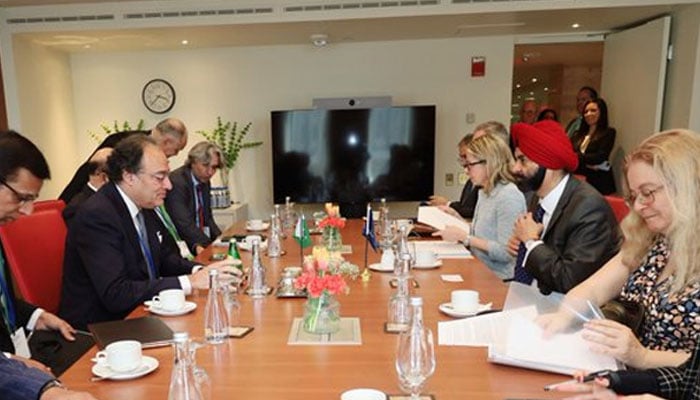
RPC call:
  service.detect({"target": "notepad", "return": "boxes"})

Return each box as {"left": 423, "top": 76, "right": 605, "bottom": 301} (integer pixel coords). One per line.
{"left": 88, "top": 316, "right": 174, "bottom": 349}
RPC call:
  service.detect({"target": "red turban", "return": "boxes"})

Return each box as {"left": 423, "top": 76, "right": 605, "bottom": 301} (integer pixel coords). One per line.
{"left": 511, "top": 120, "right": 579, "bottom": 172}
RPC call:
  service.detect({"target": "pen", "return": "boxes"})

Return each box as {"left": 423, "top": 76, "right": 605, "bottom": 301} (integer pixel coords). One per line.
{"left": 543, "top": 370, "right": 613, "bottom": 391}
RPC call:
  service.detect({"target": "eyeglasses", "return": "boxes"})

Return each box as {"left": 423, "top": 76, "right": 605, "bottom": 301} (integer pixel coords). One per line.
{"left": 625, "top": 185, "right": 664, "bottom": 207}
{"left": 0, "top": 177, "right": 39, "bottom": 205}
{"left": 463, "top": 160, "right": 486, "bottom": 170}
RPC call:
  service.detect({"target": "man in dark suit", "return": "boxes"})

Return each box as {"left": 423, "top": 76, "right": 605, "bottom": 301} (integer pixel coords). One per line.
{"left": 507, "top": 120, "right": 621, "bottom": 294}
{"left": 0, "top": 354, "right": 98, "bottom": 400}
{"left": 0, "top": 131, "right": 76, "bottom": 365}
{"left": 59, "top": 135, "right": 238, "bottom": 330}
{"left": 58, "top": 117, "right": 188, "bottom": 204}
{"left": 62, "top": 147, "right": 112, "bottom": 224}
{"left": 165, "top": 141, "right": 223, "bottom": 255}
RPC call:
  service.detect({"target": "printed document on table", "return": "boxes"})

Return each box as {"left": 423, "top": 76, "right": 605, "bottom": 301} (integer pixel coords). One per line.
{"left": 413, "top": 240, "right": 472, "bottom": 259}
{"left": 417, "top": 206, "right": 471, "bottom": 233}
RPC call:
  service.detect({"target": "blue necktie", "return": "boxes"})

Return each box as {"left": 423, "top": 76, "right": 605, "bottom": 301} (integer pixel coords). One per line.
{"left": 0, "top": 247, "right": 17, "bottom": 334}
{"left": 513, "top": 205, "right": 545, "bottom": 284}
{"left": 135, "top": 211, "right": 156, "bottom": 280}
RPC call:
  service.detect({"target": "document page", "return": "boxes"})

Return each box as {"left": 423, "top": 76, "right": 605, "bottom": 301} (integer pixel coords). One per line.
{"left": 417, "top": 206, "right": 471, "bottom": 232}
{"left": 413, "top": 240, "right": 472, "bottom": 258}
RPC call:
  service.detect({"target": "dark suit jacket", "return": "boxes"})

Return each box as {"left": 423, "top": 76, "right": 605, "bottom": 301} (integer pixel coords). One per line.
{"left": 0, "top": 353, "right": 54, "bottom": 400}
{"left": 0, "top": 247, "right": 38, "bottom": 353}
{"left": 571, "top": 127, "right": 617, "bottom": 194}
{"left": 61, "top": 184, "right": 96, "bottom": 225}
{"left": 164, "top": 166, "right": 221, "bottom": 252}
{"left": 449, "top": 180, "right": 479, "bottom": 219}
{"left": 59, "top": 182, "right": 196, "bottom": 329}
{"left": 525, "top": 177, "right": 622, "bottom": 294}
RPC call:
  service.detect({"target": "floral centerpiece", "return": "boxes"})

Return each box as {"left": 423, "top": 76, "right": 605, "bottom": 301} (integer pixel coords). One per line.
{"left": 318, "top": 203, "right": 345, "bottom": 252}
{"left": 294, "top": 246, "right": 359, "bottom": 334}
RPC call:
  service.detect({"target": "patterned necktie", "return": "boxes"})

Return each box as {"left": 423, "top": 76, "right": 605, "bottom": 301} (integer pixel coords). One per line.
{"left": 135, "top": 211, "right": 156, "bottom": 280}
{"left": 513, "top": 204, "right": 546, "bottom": 284}
{"left": 196, "top": 183, "right": 205, "bottom": 230}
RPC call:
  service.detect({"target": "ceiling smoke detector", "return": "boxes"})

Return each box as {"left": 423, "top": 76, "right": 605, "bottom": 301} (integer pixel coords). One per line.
{"left": 310, "top": 33, "right": 328, "bottom": 47}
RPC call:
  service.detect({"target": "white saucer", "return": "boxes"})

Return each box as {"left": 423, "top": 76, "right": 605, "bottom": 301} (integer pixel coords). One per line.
{"left": 438, "top": 302, "right": 492, "bottom": 318}
{"left": 144, "top": 301, "right": 197, "bottom": 317}
{"left": 368, "top": 262, "right": 393, "bottom": 272}
{"left": 92, "top": 356, "right": 159, "bottom": 380}
{"left": 246, "top": 222, "right": 270, "bottom": 232}
{"left": 413, "top": 259, "right": 443, "bottom": 269}
{"left": 237, "top": 240, "right": 268, "bottom": 251}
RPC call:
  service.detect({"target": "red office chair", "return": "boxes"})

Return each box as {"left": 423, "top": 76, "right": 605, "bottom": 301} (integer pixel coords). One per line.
{"left": 0, "top": 209, "right": 67, "bottom": 313}
{"left": 32, "top": 199, "right": 66, "bottom": 213}
{"left": 604, "top": 195, "right": 630, "bottom": 223}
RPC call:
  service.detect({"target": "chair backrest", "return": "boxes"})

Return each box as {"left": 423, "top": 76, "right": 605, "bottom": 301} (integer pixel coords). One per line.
{"left": 33, "top": 199, "right": 66, "bottom": 213}
{"left": 0, "top": 209, "right": 67, "bottom": 313}
{"left": 604, "top": 195, "right": 630, "bottom": 223}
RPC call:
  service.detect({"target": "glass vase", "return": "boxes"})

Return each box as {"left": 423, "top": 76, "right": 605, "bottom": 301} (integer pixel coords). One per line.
{"left": 302, "top": 292, "right": 341, "bottom": 334}
{"left": 322, "top": 227, "right": 343, "bottom": 252}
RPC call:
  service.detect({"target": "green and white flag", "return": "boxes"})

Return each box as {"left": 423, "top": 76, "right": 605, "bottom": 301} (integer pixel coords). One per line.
{"left": 293, "top": 214, "right": 312, "bottom": 248}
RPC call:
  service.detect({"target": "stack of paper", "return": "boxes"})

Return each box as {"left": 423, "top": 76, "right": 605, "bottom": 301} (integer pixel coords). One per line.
{"left": 417, "top": 206, "right": 471, "bottom": 232}
{"left": 413, "top": 240, "right": 472, "bottom": 259}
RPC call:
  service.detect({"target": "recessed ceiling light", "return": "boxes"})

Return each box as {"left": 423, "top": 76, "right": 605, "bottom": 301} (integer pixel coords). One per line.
{"left": 544, "top": 87, "right": 549, "bottom": 92}
{"left": 531, "top": 78, "right": 538, "bottom": 83}
{"left": 516, "top": 84, "right": 521, "bottom": 89}
{"left": 181, "top": 40, "right": 189, "bottom": 45}
{"left": 572, "top": 23, "right": 580, "bottom": 29}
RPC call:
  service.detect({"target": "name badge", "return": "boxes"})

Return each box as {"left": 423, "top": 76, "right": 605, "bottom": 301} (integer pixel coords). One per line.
{"left": 11, "top": 327, "right": 31, "bottom": 358}
{"left": 176, "top": 240, "right": 193, "bottom": 259}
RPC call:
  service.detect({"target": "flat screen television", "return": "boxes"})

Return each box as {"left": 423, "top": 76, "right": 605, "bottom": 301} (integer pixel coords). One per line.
{"left": 271, "top": 105, "right": 435, "bottom": 215}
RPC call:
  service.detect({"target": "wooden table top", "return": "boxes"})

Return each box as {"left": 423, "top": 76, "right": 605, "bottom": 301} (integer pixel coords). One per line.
{"left": 59, "top": 219, "right": 564, "bottom": 399}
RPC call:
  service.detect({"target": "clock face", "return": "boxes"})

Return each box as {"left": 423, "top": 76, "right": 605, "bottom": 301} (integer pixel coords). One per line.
{"left": 142, "top": 79, "right": 176, "bottom": 114}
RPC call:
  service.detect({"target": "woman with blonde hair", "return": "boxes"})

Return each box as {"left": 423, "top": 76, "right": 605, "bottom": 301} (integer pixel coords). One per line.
{"left": 435, "top": 134, "right": 526, "bottom": 279}
{"left": 541, "top": 129, "right": 700, "bottom": 370}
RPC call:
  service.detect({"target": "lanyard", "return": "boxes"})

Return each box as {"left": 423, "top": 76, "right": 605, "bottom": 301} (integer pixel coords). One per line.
{"left": 0, "top": 250, "right": 17, "bottom": 333}
{"left": 156, "top": 206, "right": 182, "bottom": 241}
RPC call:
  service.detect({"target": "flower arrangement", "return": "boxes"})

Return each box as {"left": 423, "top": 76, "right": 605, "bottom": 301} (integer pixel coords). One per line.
{"left": 294, "top": 246, "right": 359, "bottom": 298}
{"left": 294, "top": 246, "right": 359, "bottom": 334}
{"left": 318, "top": 202, "right": 346, "bottom": 229}
{"left": 87, "top": 119, "right": 146, "bottom": 143}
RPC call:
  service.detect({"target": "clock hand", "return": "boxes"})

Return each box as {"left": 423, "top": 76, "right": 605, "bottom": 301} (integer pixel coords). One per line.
{"left": 149, "top": 94, "right": 165, "bottom": 107}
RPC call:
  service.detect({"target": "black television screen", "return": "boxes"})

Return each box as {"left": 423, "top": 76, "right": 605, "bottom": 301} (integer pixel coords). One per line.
{"left": 271, "top": 105, "right": 435, "bottom": 209}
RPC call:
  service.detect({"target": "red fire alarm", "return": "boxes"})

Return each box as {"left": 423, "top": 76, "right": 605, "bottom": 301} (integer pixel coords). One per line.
{"left": 471, "top": 56, "right": 486, "bottom": 77}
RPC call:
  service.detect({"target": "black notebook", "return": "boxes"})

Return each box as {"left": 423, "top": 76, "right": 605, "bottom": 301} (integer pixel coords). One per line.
{"left": 88, "top": 316, "right": 174, "bottom": 349}
{"left": 29, "top": 330, "right": 95, "bottom": 377}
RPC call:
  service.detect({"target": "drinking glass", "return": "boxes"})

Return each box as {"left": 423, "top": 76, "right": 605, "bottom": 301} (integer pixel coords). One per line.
{"left": 218, "top": 275, "right": 241, "bottom": 328}
{"left": 395, "top": 327, "right": 436, "bottom": 399}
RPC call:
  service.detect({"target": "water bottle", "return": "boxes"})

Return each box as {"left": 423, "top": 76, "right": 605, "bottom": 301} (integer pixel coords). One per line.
{"left": 387, "top": 276, "right": 411, "bottom": 328}
{"left": 247, "top": 240, "right": 268, "bottom": 298}
{"left": 395, "top": 297, "right": 436, "bottom": 398}
{"left": 283, "top": 196, "right": 296, "bottom": 230}
{"left": 168, "top": 332, "right": 203, "bottom": 400}
{"left": 204, "top": 270, "right": 228, "bottom": 344}
{"left": 273, "top": 204, "right": 286, "bottom": 239}
{"left": 267, "top": 214, "right": 282, "bottom": 258}
{"left": 380, "top": 199, "right": 393, "bottom": 249}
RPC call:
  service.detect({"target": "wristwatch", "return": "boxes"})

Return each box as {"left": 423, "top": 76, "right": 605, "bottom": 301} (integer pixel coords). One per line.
{"left": 39, "top": 379, "right": 65, "bottom": 398}
{"left": 461, "top": 235, "right": 471, "bottom": 248}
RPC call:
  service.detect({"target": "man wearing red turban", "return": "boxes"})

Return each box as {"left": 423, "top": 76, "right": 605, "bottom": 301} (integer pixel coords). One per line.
{"left": 507, "top": 120, "right": 622, "bottom": 294}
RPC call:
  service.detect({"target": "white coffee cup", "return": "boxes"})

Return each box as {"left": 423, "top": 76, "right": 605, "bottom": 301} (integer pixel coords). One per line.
{"left": 151, "top": 289, "right": 185, "bottom": 311}
{"left": 248, "top": 219, "right": 264, "bottom": 230}
{"left": 451, "top": 289, "right": 480, "bottom": 314}
{"left": 395, "top": 219, "right": 413, "bottom": 230}
{"left": 95, "top": 340, "right": 142, "bottom": 372}
{"left": 245, "top": 235, "right": 262, "bottom": 246}
{"left": 415, "top": 249, "right": 437, "bottom": 266}
{"left": 380, "top": 249, "right": 395, "bottom": 269}
{"left": 372, "top": 211, "right": 380, "bottom": 221}
{"left": 340, "top": 388, "right": 386, "bottom": 400}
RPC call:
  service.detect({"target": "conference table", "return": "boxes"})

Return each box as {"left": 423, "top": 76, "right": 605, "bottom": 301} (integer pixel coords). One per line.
{"left": 60, "top": 219, "right": 566, "bottom": 399}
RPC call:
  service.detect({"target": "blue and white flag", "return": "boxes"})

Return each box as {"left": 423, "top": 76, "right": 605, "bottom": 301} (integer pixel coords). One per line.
{"left": 362, "top": 204, "right": 379, "bottom": 251}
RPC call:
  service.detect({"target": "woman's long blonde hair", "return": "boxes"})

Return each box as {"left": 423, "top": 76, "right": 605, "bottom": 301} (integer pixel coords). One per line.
{"left": 466, "top": 134, "right": 516, "bottom": 194}
{"left": 620, "top": 129, "right": 700, "bottom": 292}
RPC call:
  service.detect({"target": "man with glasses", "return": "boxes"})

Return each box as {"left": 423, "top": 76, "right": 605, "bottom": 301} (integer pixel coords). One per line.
{"left": 59, "top": 135, "right": 239, "bottom": 329}
{"left": 165, "top": 141, "right": 223, "bottom": 256}
{"left": 0, "top": 130, "right": 99, "bottom": 400}
{"left": 507, "top": 120, "right": 621, "bottom": 294}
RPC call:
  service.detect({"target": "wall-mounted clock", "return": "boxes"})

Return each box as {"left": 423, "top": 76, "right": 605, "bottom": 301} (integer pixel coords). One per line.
{"left": 142, "top": 78, "right": 176, "bottom": 114}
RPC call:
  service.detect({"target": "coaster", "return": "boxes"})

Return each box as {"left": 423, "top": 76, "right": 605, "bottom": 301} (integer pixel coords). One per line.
{"left": 390, "top": 279, "right": 419, "bottom": 289}
{"left": 384, "top": 322, "right": 409, "bottom": 334}
{"left": 388, "top": 395, "right": 435, "bottom": 400}
{"left": 287, "top": 317, "right": 362, "bottom": 345}
{"left": 245, "top": 286, "right": 274, "bottom": 296}
{"left": 228, "top": 326, "right": 253, "bottom": 338}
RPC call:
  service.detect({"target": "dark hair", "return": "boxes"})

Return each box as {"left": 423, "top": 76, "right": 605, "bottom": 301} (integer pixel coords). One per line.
{"left": 579, "top": 86, "right": 599, "bottom": 100}
{"left": 579, "top": 98, "right": 610, "bottom": 132}
{"left": 106, "top": 135, "right": 157, "bottom": 183}
{"left": 0, "top": 130, "right": 50, "bottom": 181}
{"left": 537, "top": 108, "right": 559, "bottom": 122}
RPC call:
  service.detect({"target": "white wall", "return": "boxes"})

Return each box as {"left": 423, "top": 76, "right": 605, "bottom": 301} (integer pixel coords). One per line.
{"left": 61, "top": 36, "right": 513, "bottom": 218}
{"left": 12, "top": 35, "right": 78, "bottom": 198}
